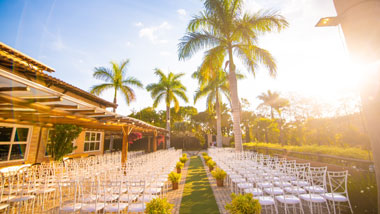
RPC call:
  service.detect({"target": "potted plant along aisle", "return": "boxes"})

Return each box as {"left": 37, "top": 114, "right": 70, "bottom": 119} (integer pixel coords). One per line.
{"left": 203, "top": 155, "right": 211, "bottom": 163}
{"left": 168, "top": 171, "right": 181, "bottom": 190}
{"left": 179, "top": 155, "right": 188, "bottom": 164}
{"left": 225, "top": 193, "right": 261, "bottom": 214}
{"left": 206, "top": 159, "right": 216, "bottom": 171}
{"left": 145, "top": 198, "right": 173, "bottom": 214}
{"left": 176, "top": 162, "right": 184, "bottom": 173}
{"left": 211, "top": 168, "right": 227, "bottom": 187}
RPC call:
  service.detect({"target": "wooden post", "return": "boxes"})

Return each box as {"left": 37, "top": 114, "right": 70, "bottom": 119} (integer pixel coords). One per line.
{"left": 121, "top": 126, "right": 130, "bottom": 165}
{"left": 153, "top": 131, "right": 157, "bottom": 152}
{"left": 147, "top": 136, "right": 151, "bottom": 153}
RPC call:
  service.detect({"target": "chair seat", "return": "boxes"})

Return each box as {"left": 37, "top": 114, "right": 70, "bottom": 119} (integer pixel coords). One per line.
{"left": 284, "top": 186, "right": 306, "bottom": 194}
{"left": 304, "top": 185, "right": 325, "bottom": 193}
{"left": 0, "top": 203, "right": 9, "bottom": 210}
{"left": 10, "top": 195, "right": 35, "bottom": 202}
{"left": 244, "top": 188, "right": 263, "bottom": 196}
{"left": 323, "top": 193, "right": 348, "bottom": 202}
{"left": 81, "top": 204, "right": 105, "bottom": 212}
{"left": 300, "top": 194, "right": 327, "bottom": 203}
{"left": 128, "top": 203, "right": 145, "bottom": 212}
{"left": 139, "top": 194, "right": 158, "bottom": 202}
{"left": 264, "top": 187, "right": 284, "bottom": 195}
{"left": 231, "top": 178, "right": 246, "bottom": 183}
{"left": 146, "top": 187, "right": 161, "bottom": 194}
{"left": 119, "top": 194, "right": 138, "bottom": 202}
{"left": 130, "top": 187, "right": 143, "bottom": 194}
{"left": 104, "top": 203, "right": 128, "bottom": 212}
{"left": 80, "top": 195, "right": 97, "bottom": 203}
{"left": 291, "top": 180, "right": 309, "bottom": 187}
{"left": 257, "top": 182, "right": 273, "bottom": 188}
{"left": 274, "top": 181, "right": 292, "bottom": 187}
{"left": 99, "top": 194, "right": 119, "bottom": 202}
{"left": 35, "top": 188, "right": 56, "bottom": 194}
{"left": 275, "top": 195, "right": 301, "bottom": 204}
{"left": 0, "top": 195, "right": 15, "bottom": 202}
{"left": 237, "top": 183, "right": 253, "bottom": 189}
{"left": 60, "top": 203, "right": 82, "bottom": 212}
{"left": 254, "top": 196, "right": 276, "bottom": 206}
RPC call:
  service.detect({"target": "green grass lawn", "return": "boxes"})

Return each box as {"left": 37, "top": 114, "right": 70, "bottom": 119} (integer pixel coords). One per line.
{"left": 179, "top": 156, "right": 219, "bottom": 214}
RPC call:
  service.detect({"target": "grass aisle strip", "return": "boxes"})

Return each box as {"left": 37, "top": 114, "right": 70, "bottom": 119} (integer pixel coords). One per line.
{"left": 179, "top": 156, "right": 219, "bottom": 214}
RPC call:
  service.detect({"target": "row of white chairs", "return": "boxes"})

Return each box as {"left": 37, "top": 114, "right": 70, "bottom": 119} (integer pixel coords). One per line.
{"left": 0, "top": 149, "right": 181, "bottom": 213}
{"left": 208, "top": 148, "right": 353, "bottom": 214}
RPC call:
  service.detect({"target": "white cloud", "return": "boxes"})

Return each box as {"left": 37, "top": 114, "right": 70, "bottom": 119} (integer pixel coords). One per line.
{"left": 134, "top": 22, "right": 143, "bottom": 27}
{"left": 177, "top": 9, "right": 187, "bottom": 17}
{"left": 139, "top": 22, "right": 172, "bottom": 44}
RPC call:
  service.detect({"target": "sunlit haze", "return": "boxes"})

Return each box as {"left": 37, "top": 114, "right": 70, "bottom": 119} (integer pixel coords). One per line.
{"left": 0, "top": 0, "right": 361, "bottom": 115}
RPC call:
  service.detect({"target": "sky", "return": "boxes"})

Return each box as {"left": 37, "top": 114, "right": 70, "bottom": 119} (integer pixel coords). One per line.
{"left": 0, "top": 0, "right": 361, "bottom": 115}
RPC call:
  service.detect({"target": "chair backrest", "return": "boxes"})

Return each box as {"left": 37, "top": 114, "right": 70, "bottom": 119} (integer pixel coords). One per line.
{"left": 58, "top": 180, "right": 80, "bottom": 210}
{"left": 327, "top": 171, "right": 349, "bottom": 195}
{"left": 308, "top": 167, "right": 327, "bottom": 190}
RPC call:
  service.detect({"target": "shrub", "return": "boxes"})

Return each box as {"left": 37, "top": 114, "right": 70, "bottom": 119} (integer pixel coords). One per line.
{"left": 49, "top": 124, "right": 82, "bottom": 161}
{"left": 225, "top": 193, "right": 261, "bottom": 214}
{"left": 244, "top": 142, "right": 371, "bottom": 160}
{"left": 168, "top": 171, "right": 181, "bottom": 183}
{"left": 203, "top": 156, "right": 212, "bottom": 162}
{"left": 206, "top": 159, "right": 216, "bottom": 168}
{"left": 179, "top": 156, "right": 188, "bottom": 163}
{"left": 211, "top": 168, "right": 227, "bottom": 180}
{"left": 182, "top": 153, "right": 187, "bottom": 158}
{"left": 145, "top": 197, "right": 173, "bottom": 214}
{"left": 202, "top": 152, "right": 208, "bottom": 156}
{"left": 176, "top": 162, "right": 184, "bottom": 169}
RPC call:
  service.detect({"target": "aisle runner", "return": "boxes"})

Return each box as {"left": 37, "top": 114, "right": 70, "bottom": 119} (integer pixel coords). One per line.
{"left": 179, "top": 156, "right": 219, "bottom": 214}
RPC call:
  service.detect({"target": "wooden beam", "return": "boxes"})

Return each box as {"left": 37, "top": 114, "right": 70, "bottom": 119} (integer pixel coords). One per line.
{"left": 82, "top": 112, "right": 106, "bottom": 116}
{"left": 147, "top": 136, "right": 151, "bottom": 153}
{"left": 23, "top": 96, "right": 62, "bottom": 103}
{"left": 67, "top": 109, "right": 95, "bottom": 113}
{"left": 0, "top": 86, "right": 30, "bottom": 92}
{"left": 47, "top": 104, "right": 78, "bottom": 109}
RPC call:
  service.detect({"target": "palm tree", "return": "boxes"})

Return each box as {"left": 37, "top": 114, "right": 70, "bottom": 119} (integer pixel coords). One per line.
{"left": 178, "top": 0, "right": 288, "bottom": 151}
{"left": 257, "top": 90, "right": 289, "bottom": 119}
{"left": 194, "top": 69, "right": 230, "bottom": 148}
{"left": 146, "top": 69, "right": 189, "bottom": 148}
{"left": 90, "top": 59, "right": 143, "bottom": 112}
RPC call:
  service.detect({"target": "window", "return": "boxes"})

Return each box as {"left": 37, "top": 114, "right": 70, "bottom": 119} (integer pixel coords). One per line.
{"left": 84, "top": 131, "right": 101, "bottom": 152}
{"left": 0, "top": 124, "right": 31, "bottom": 162}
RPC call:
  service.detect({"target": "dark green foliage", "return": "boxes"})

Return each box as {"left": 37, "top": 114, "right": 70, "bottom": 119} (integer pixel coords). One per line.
{"left": 49, "top": 124, "right": 82, "bottom": 161}
{"left": 145, "top": 198, "right": 173, "bottom": 214}
{"left": 225, "top": 193, "right": 261, "bottom": 214}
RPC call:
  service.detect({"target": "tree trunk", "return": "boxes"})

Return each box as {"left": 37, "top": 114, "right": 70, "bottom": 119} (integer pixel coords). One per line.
{"left": 270, "top": 107, "right": 274, "bottom": 119}
{"left": 332, "top": 1, "right": 380, "bottom": 212}
{"left": 215, "top": 90, "right": 222, "bottom": 147}
{"left": 166, "top": 105, "right": 171, "bottom": 149}
{"left": 113, "top": 89, "right": 117, "bottom": 113}
{"left": 228, "top": 47, "right": 243, "bottom": 152}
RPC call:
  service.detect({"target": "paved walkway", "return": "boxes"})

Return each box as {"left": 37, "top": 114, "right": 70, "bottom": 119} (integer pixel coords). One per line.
{"left": 166, "top": 157, "right": 190, "bottom": 214}
{"left": 201, "top": 155, "right": 232, "bottom": 214}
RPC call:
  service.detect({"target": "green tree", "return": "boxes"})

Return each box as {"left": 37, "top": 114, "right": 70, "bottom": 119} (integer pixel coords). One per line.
{"left": 129, "top": 107, "right": 165, "bottom": 128}
{"left": 146, "top": 69, "right": 189, "bottom": 148}
{"left": 257, "top": 90, "right": 289, "bottom": 119}
{"left": 49, "top": 124, "right": 82, "bottom": 161}
{"left": 178, "top": 0, "right": 288, "bottom": 151}
{"left": 90, "top": 59, "right": 143, "bottom": 112}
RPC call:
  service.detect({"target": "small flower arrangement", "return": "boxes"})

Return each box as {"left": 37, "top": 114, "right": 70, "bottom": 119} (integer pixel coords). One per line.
{"left": 176, "top": 161, "right": 184, "bottom": 173}
{"left": 179, "top": 156, "right": 188, "bottom": 164}
{"left": 206, "top": 159, "right": 216, "bottom": 171}
{"left": 203, "top": 156, "right": 212, "bottom": 162}
{"left": 145, "top": 197, "right": 173, "bottom": 214}
{"left": 168, "top": 171, "right": 181, "bottom": 190}
{"left": 211, "top": 168, "right": 227, "bottom": 187}
{"left": 202, "top": 152, "right": 208, "bottom": 157}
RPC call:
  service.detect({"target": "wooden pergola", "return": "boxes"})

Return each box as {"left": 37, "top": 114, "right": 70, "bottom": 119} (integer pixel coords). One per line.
{"left": 0, "top": 42, "right": 167, "bottom": 164}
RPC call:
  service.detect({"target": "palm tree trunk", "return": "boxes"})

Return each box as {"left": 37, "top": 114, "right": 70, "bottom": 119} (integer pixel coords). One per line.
{"left": 228, "top": 47, "right": 243, "bottom": 152}
{"left": 215, "top": 90, "right": 222, "bottom": 147}
{"left": 166, "top": 104, "right": 170, "bottom": 149}
{"left": 270, "top": 107, "right": 274, "bottom": 119}
{"left": 113, "top": 89, "right": 117, "bottom": 113}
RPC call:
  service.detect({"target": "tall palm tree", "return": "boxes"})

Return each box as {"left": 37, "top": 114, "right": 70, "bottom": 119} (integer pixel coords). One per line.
{"left": 257, "top": 90, "right": 289, "bottom": 119}
{"left": 146, "top": 69, "right": 189, "bottom": 148}
{"left": 178, "top": 0, "right": 288, "bottom": 151}
{"left": 194, "top": 69, "right": 230, "bottom": 148}
{"left": 90, "top": 59, "right": 143, "bottom": 112}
